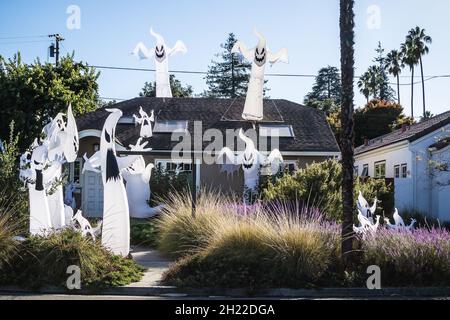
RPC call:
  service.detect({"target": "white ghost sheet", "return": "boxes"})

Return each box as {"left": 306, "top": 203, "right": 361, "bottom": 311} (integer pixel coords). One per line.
{"left": 83, "top": 109, "right": 141, "bottom": 257}
{"left": 122, "top": 154, "right": 163, "bottom": 218}
{"left": 356, "top": 191, "right": 377, "bottom": 223}
{"left": 217, "top": 129, "right": 283, "bottom": 201}
{"left": 133, "top": 107, "right": 155, "bottom": 138}
{"left": 132, "top": 28, "right": 187, "bottom": 98}
{"left": 232, "top": 29, "right": 288, "bottom": 121}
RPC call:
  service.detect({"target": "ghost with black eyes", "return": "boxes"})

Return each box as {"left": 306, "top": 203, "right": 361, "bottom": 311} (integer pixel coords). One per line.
{"left": 232, "top": 29, "right": 289, "bottom": 121}
{"left": 217, "top": 129, "right": 283, "bottom": 203}
{"left": 133, "top": 28, "right": 187, "bottom": 98}
{"left": 133, "top": 106, "right": 155, "bottom": 138}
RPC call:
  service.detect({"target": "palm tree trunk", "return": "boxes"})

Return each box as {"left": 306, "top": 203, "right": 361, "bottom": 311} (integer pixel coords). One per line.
{"left": 340, "top": 0, "right": 355, "bottom": 266}
{"left": 397, "top": 74, "right": 401, "bottom": 105}
{"left": 410, "top": 66, "right": 414, "bottom": 118}
{"left": 420, "top": 56, "right": 426, "bottom": 117}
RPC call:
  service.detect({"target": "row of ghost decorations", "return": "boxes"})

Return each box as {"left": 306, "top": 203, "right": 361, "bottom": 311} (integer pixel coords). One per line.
{"left": 19, "top": 105, "right": 284, "bottom": 257}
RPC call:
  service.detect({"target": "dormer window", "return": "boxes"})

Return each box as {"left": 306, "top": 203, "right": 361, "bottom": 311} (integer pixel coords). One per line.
{"left": 153, "top": 120, "right": 188, "bottom": 133}
{"left": 259, "top": 124, "right": 294, "bottom": 138}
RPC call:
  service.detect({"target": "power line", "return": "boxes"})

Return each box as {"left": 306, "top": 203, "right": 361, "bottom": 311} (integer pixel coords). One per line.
{"left": 0, "top": 35, "right": 48, "bottom": 40}
{"left": 0, "top": 39, "right": 50, "bottom": 45}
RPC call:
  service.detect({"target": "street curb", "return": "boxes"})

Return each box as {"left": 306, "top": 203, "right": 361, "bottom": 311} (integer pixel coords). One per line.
{"left": 1, "top": 285, "right": 449, "bottom": 298}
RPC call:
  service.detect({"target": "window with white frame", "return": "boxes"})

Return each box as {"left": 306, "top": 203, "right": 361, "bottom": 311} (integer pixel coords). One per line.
{"left": 354, "top": 165, "right": 359, "bottom": 176}
{"left": 283, "top": 160, "right": 297, "bottom": 174}
{"left": 259, "top": 125, "right": 294, "bottom": 138}
{"left": 401, "top": 163, "right": 408, "bottom": 178}
{"left": 374, "top": 161, "right": 386, "bottom": 178}
{"left": 155, "top": 160, "right": 192, "bottom": 173}
{"left": 394, "top": 165, "right": 400, "bottom": 178}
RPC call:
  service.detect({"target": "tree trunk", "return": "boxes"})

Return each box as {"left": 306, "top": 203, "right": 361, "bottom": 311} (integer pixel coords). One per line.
{"left": 411, "top": 66, "right": 414, "bottom": 119}
{"left": 397, "top": 74, "right": 401, "bottom": 105}
{"left": 339, "top": 0, "right": 355, "bottom": 266}
{"left": 420, "top": 56, "right": 426, "bottom": 117}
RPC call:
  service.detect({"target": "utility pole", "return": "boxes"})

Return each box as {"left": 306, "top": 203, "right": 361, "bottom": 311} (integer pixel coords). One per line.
{"left": 48, "top": 34, "right": 65, "bottom": 66}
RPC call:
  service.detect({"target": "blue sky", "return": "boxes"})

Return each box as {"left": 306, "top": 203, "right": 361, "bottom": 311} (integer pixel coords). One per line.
{"left": 1, "top": 0, "right": 449, "bottom": 118}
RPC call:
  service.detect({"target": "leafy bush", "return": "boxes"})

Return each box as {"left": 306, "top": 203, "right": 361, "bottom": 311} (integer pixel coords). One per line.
{"left": 130, "top": 218, "right": 159, "bottom": 247}
{"left": 150, "top": 167, "right": 192, "bottom": 205}
{"left": 262, "top": 159, "right": 394, "bottom": 221}
{"left": 0, "top": 122, "right": 28, "bottom": 222}
{"left": 360, "top": 228, "right": 450, "bottom": 287}
{"left": 0, "top": 229, "right": 144, "bottom": 289}
{"left": 0, "top": 196, "right": 23, "bottom": 270}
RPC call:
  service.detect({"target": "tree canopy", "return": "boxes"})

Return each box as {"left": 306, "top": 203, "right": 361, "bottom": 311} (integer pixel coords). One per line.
{"left": 0, "top": 52, "right": 100, "bottom": 151}
{"left": 304, "top": 66, "right": 341, "bottom": 115}
{"left": 204, "top": 33, "right": 253, "bottom": 98}
{"left": 139, "top": 74, "right": 193, "bottom": 98}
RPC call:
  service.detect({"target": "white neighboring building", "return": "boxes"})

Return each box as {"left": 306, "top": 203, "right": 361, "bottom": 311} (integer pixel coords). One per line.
{"left": 354, "top": 111, "right": 450, "bottom": 222}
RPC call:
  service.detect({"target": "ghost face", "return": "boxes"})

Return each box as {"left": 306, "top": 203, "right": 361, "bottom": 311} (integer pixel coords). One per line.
{"left": 31, "top": 146, "right": 48, "bottom": 171}
{"left": 242, "top": 152, "right": 255, "bottom": 170}
{"left": 254, "top": 46, "right": 266, "bottom": 67}
{"left": 155, "top": 44, "right": 166, "bottom": 63}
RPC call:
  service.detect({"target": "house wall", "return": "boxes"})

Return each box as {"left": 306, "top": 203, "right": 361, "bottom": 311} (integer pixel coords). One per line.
{"left": 356, "top": 124, "right": 450, "bottom": 221}
{"left": 354, "top": 141, "right": 412, "bottom": 178}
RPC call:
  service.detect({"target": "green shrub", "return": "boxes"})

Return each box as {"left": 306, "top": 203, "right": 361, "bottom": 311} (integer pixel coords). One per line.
{"left": 0, "top": 228, "right": 144, "bottom": 289}
{"left": 150, "top": 167, "right": 192, "bottom": 205}
{"left": 130, "top": 218, "right": 159, "bottom": 247}
{"left": 262, "top": 159, "right": 394, "bottom": 221}
{"left": 0, "top": 122, "right": 28, "bottom": 223}
{"left": 0, "top": 197, "right": 23, "bottom": 270}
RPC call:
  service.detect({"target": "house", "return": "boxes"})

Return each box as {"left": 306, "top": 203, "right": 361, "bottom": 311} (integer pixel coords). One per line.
{"left": 354, "top": 110, "right": 450, "bottom": 221}
{"left": 72, "top": 97, "right": 340, "bottom": 217}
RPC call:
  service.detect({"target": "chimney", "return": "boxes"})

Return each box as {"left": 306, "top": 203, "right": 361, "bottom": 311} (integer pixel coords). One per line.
{"left": 364, "top": 138, "right": 369, "bottom": 146}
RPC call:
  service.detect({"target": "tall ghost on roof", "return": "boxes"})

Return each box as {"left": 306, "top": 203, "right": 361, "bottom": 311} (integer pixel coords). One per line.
{"left": 133, "top": 28, "right": 187, "bottom": 98}
{"left": 232, "top": 29, "right": 289, "bottom": 121}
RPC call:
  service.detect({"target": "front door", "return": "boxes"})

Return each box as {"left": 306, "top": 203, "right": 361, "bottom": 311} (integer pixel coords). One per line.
{"left": 82, "top": 170, "right": 104, "bottom": 218}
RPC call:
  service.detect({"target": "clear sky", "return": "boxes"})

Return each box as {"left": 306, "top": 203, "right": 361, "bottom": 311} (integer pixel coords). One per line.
{"left": 1, "top": 0, "right": 449, "bottom": 118}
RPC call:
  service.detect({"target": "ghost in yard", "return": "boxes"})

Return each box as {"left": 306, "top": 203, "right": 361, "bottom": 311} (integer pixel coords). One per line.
{"left": 232, "top": 29, "right": 289, "bottom": 121}
{"left": 83, "top": 109, "right": 141, "bottom": 257}
{"left": 133, "top": 107, "right": 155, "bottom": 138}
{"left": 132, "top": 28, "right": 187, "bottom": 98}
{"left": 217, "top": 129, "right": 283, "bottom": 203}
{"left": 19, "top": 105, "right": 80, "bottom": 235}
{"left": 122, "top": 153, "right": 164, "bottom": 219}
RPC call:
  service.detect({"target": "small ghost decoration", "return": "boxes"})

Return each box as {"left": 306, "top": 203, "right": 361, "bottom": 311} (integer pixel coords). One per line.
{"left": 353, "top": 210, "right": 381, "bottom": 237}
{"left": 122, "top": 154, "right": 163, "bottom": 218}
{"left": 384, "top": 208, "right": 416, "bottom": 231}
{"left": 133, "top": 28, "right": 187, "bottom": 98}
{"left": 357, "top": 191, "right": 377, "bottom": 223}
{"left": 133, "top": 107, "right": 155, "bottom": 138}
{"left": 217, "top": 129, "right": 283, "bottom": 203}
{"left": 71, "top": 210, "right": 102, "bottom": 240}
{"left": 232, "top": 29, "right": 288, "bottom": 121}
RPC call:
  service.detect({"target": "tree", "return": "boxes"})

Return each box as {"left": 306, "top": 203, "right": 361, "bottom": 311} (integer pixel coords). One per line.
{"left": 139, "top": 74, "right": 193, "bottom": 98}
{"left": 386, "top": 49, "right": 404, "bottom": 105}
{"left": 373, "top": 42, "right": 395, "bottom": 102}
{"left": 204, "top": 33, "right": 252, "bottom": 98}
{"left": 354, "top": 100, "right": 411, "bottom": 146}
{"left": 304, "top": 66, "right": 341, "bottom": 115}
{"left": 339, "top": 0, "right": 355, "bottom": 263}
{"left": 0, "top": 52, "right": 100, "bottom": 151}
{"left": 402, "top": 27, "right": 432, "bottom": 118}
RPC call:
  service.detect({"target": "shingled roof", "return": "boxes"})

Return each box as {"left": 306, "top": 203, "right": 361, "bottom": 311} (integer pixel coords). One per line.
{"left": 77, "top": 97, "right": 340, "bottom": 153}
{"left": 355, "top": 110, "right": 450, "bottom": 155}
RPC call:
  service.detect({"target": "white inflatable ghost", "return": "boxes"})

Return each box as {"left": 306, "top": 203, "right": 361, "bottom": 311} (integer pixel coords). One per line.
{"left": 217, "top": 129, "right": 283, "bottom": 202}
{"left": 356, "top": 191, "right": 377, "bottom": 223}
{"left": 122, "top": 155, "right": 163, "bottom": 218}
{"left": 133, "top": 28, "right": 187, "bottom": 98}
{"left": 232, "top": 29, "right": 288, "bottom": 121}
{"left": 133, "top": 107, "right": 155, "bottom": 138}
{"left": 83, "top": 109, "right": 141, "bottom": 256}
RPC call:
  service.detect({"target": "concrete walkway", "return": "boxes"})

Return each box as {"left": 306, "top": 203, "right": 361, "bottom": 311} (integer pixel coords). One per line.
{"left": 127, "top": 246, "right": 173, "bottom": 288}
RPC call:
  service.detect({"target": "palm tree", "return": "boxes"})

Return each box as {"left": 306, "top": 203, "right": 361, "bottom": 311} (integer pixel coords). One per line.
{"left": 339, "top": 0, "right": 355, "bottom": 264}
{"left": 401, "top": 27, "right": 432, "bottom": 118}
{"left": 357, "top": 72, "right": 370, "bottom": 103}
{"left": 386, "top": 50, "right": 404, "bottom": 105}
{"left": 358, "top": 66, "right": 381, "bottom": 102}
